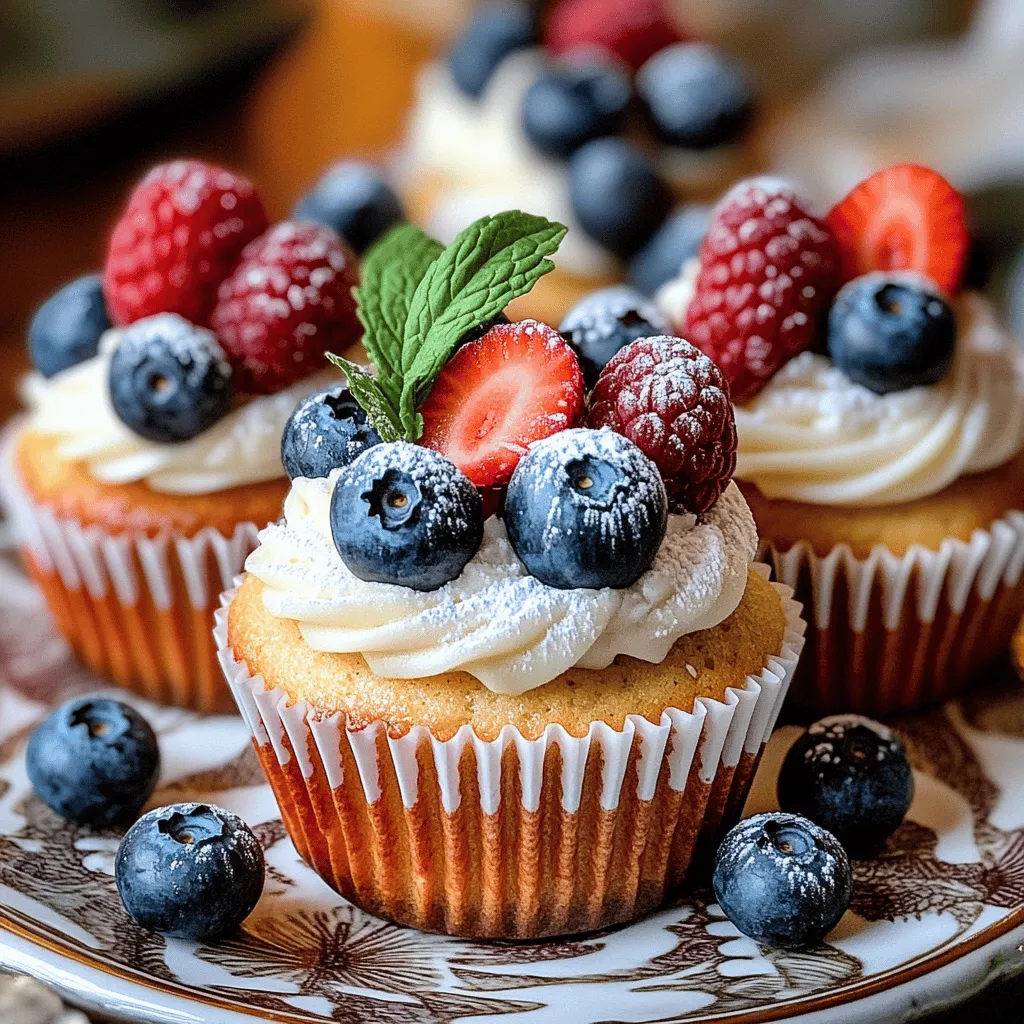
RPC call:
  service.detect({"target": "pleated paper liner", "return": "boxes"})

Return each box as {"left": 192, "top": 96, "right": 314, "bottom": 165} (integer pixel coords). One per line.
{"left": 215, "top": 568, "right": 807, "bottom": 939}
{"left": 762, "top": 510, "right": 1024, "bottom": 717}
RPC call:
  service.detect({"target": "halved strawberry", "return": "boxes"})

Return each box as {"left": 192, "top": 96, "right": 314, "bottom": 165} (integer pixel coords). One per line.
{"left": 826, "top": 163, "right": 969, "bottom": 294}
{"left": 419, "top": 320, "right": 584, "bottom": 488}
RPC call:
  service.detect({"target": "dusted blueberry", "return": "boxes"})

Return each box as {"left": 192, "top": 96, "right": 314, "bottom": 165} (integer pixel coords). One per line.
{"left": 281, "top": 388, "right": 382, "bottom": 480}
{"left": 778, "top": 715, "right": 914, "bottom": 857}
{"left": 330, "top": 442, "right": 484, "bottom": 591}
{"left": 115, "top": 802, "right": 264, "bottom": 941}
{"left": 827, "top": 272, "right": 956, "bottom": 394}
{"left": 448, "top": 3, "right": 536, "bottom": 99}
{"left": 26, "top": 697, "right": 159, "bottom": 827}
{"left": 713, "top": 813, "right": 852, "bottom": 949}
{"left": 628, "top": 205, "right": 711, "bottom": 296}
{"left": 505, "top": 428, "right": 667, "bottom": 590}
{"left": 28, "top": 273, "right": 111, "bottom": 378}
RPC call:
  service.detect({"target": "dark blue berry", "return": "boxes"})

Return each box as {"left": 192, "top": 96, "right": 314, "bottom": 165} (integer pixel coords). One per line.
{"left": 637, "top": 42, "right": 754, "bottom": 150}
{"left": 28, "top": 273, "right": 111, "bottom": 378}
{"left": 505, "top": 428, "right": 666, "bottom": 590}
{"left": 26, "top": 697, "right": 159, "bottom": 827}
{"left": 628, "top": 204, "right": 711, "bottom": 296}
{"left": 559, "top": 286, "right": 668, "bottom": 387}
{"left": 521, "top": 62, "right": 631, "bottom": 159}
{"left": 115, "top": 802, "right": 264, "bottom": 941}
{"left": 777, "top": 715, "right": 914, "bottom": 857}
{"left": 109, "top": 313, "right": 233, "bottom": 443}
{"left": 713, "top": 812, "right": 852, "bottom": 949}
{"left": 568, "top": 138, "right": 672, "bottom": 258}
{"left": 827, "top": 273, "right": 956, "bottom": 395}
{"left": 330, "top": 442, "right": 484, "bottom": 592}
{"left": 281, "top": 388, "right": 382, "bottom": 480}
{"left": 292, "top": 162, "right": 404, "bottom": 255}
{"left": 448, "top": 3, "right": 536, "bottom": 99}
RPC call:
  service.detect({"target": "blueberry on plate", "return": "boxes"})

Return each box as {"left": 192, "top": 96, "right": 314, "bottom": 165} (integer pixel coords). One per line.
{"left": 636, "top": 42, "right": 754, "bottom": 150}
{"left": 25, "top": 697, "right": 159, "bottom": 827}
{"left": 292, "top": 162, "right": 404, "bottom": 255}
{"left": 713, "top": 812, "right": 852, "bottom": 949}
{"left": 568, "top": 138, "right": 673, "bottom": 258}
{"left": 330, "top": 441, "right": 484, "bottom": 591}
{"left": 559, "top": 285, "right": 668, "bottom": 387}
{"left": 521, "top": 62, "right": 631, "bottom": 159}
{"left": 778, "top": 714, "right": 914, "bottom": 857}
{"left": 505, "top": 427, "right": 667, "bottom": 589}
{"left": 628, "top": 204, "right": 711, "bottom": 296}
{"left": 109, "top": 313, "right": 233, "bottom": 443}
{"left": 28, "top": 273, "right": 111, "bottom": 378}
{"left": 115, "top": 802, "right": 264, "bottom": 941}
{"left": 281, "top": 387, "right": 382, "bottom": 480}
{"left": 448, "top": 2, "right": 536, "bottom": 99}
{"left": 827, "top": 272, "right": 956, "bottom": 395}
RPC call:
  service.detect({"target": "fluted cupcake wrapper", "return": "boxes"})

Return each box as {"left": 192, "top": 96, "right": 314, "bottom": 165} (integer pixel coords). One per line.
{"left": 214, "top": 566, "right": 806, "bottom": 939}
{"left": 762, "top": 511, "right": 1024, "bottom": 717}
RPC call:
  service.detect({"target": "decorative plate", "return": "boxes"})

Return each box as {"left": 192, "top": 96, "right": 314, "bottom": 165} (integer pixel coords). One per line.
{"left": 0, "top": 548, "right": 1023, "bottom": 1024}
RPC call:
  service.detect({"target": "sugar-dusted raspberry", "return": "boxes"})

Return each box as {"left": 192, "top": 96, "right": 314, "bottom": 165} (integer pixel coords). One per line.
{"left": 683, "top": 177, "right": 839, "bottom": 404}
{"left": 588, "top": 335, "right": 736, "bottom": 514}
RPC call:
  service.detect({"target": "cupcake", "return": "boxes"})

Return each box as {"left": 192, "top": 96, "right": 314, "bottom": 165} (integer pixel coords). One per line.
{"left": 2, "top": 160, "right": 363, "bottom": 712}
{"left": 216, "top": 210, "right": 805, "bottom": 938}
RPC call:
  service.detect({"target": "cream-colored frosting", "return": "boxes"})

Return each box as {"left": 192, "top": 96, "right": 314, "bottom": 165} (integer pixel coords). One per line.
{"left": 245, "top": 474, "right": 758, "bottom": 695}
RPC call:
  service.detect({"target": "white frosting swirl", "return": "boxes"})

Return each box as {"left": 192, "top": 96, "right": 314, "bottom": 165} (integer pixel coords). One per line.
{"left": 245, "top": 475, "right": 758, "bottom": 695}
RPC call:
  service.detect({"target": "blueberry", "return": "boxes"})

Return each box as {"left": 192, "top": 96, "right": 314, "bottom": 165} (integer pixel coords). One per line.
{"left": 568, "top": 138, "right": 673, "bottom": 258}
{"left": 778, "top": 714, "right": 914, "bottom": 857}
{"left": 637, "top": 43, "right": 754, "bottom": 150}
{"left": 521, "top": 62, "right": 631, "bottom": 159}
{"left": 559, "top": 286, "right": 668, "bottom": 386}
{"left": 827, "top": 272, "right": 956, "bottom": 395}
{"left": 28, "top": 273, "right": 111, "bottom": 378}
{"left": 330, "top": 442, "right": 484, "bottom": 591}
{"left": 281, "top": 388, "right": 382, "bottom": 480}
{"left": 448, "top": 2, "right": 536, "bottom": 99}
{"left": 713, "top": 812, "right": 852, "bottom": 949}
{"left": 115, "top": 802, "right": 264, "bottom": 941}
{"left": 26, "top": 697, "right": 159, "bottom": 827}
{"left": 505, "top": 428, "right": 667, "bottom": 590}
{"left": 628, "top": 205, "right": 711, "bottom": 296}
{"left": 292, "top": 162, "right": 404, "bottom": 255}
{"left": 109, "top": 313, "right": 233, "bottom": 443}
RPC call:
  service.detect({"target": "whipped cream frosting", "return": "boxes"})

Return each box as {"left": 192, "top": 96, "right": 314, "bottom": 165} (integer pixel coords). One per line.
{"left": 245, "top": 473, "right": 758, "bottom": 695}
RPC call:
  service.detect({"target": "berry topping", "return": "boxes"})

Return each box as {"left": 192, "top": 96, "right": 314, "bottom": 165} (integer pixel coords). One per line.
{"left": 281, "top": 387, "right": 382, "bottom": 480}
{"left": 419, "top": 320, "right": 584, "bottom": 487}
{"left": 504, "top": 427, "right": 667, "bottom": 590}
{"left": 778, "top": 715, "right": 914, "bottom": 857}
{"left": 827, "top": 272, "right": 956, "bottom": 395}
{"left": 588, "top": 336, "right": 737, "bottom": 515}
{"left": 713, "top": 812, "right": 852, "bottom": 949}
{"left": 103, "top": 159, "right": 268, "bottom": 328}
{"left": 826, "top": 163, "right": 969, "bottom": 295}
{"left": 559, "top": 285, "right": 668, "bottom": 387}
{"left": 211, "top": 221, "right": 360, "bottom": 394}
{"left": 26, "top": 697, "right": 159, "bottom": 827}
{"left": 628, "top": 204, "right": 710, "bottom": 296}
{"left": 684, "top": 177, "right": 839, "bottom": 403}
{"left": 330, "top": 442, "right": 484, "bottom": 591}
{"left": 115, "top": 802, "right": 264, "bottom": 941}
{"left": 568, "top": 138, "right": 673, "bottom": 258}
{"left": 292, "top": 161, "right": 404, "bottom": 255}
{"left": 29, "top": 273, "right": 111, "bottom": 378}
{"left": 636, "top": 43, "right": 754, "bottom": 150}
{"left": 448, "top": 2, "right": 536, "bottom": 99}
{"left": 109, "top": 313, "right": 233, "bottom": 443}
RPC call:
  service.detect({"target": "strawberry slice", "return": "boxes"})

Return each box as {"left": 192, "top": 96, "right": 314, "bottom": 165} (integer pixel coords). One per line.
{"left": 826, "top": 163, "right": 969, "bottom": 294}
{"left": 419, "top": 320, "right": 584, "bottom": 488}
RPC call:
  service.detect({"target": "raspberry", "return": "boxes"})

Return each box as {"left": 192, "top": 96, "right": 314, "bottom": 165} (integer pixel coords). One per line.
{"left": 103, "top": 160, "right": 268, "bottom": 328}
{"left": 588, "top": 335, "right": 736, "bottom": 515}
{"left": 683, "top": 178, "right": 839, "bottom": 404}
{"left": 210, "top": 222, "right": 361, "bottom": 394}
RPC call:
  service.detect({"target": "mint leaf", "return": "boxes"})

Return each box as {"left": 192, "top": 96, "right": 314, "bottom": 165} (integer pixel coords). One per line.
{"left": 326, "top": 353, "right": 403, "bottom": 442}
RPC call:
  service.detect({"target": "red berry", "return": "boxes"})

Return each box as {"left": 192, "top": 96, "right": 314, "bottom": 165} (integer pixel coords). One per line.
{"left": 103, "top": 160, "right": 268, "bottom": 328}
{"left": 826, "top": 163, "right": 969, "bottom": 295}
{"left": 684, "top": 178, "right": 838, "bottom": 404}
{"left": 419, "top": 320, "right": 584, "bottom": 488}
{"left": 210, "top": 222, "right": 360, "bottom": 394}
{"left": 588, "top": 336, "right": 736, "bottom": 515}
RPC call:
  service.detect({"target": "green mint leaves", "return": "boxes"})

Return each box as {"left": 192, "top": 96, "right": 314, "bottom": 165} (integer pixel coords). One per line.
{"left": 326, "top": 211, "right": 566, "bottom": 442}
